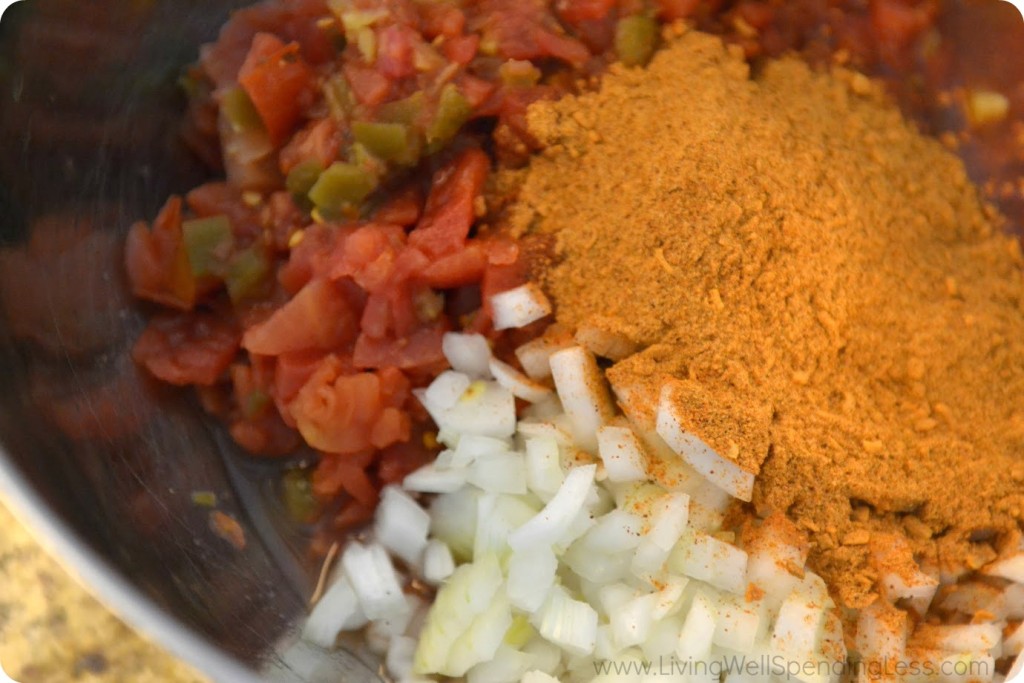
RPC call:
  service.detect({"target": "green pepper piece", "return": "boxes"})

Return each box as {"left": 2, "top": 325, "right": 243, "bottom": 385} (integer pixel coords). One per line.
{"left": 324, "top": 74, "right": 357, "bottom": 123}
{"left": 426, "top": 83, "right": 471, "bottom": 152}
{"left": 308, "top": 162, "right": 378, "bottom": 213}
{"left": 221, "top": 86, "right": 264, "bottom": 133}
{"left": 225, "top": 245, "right": 271, "bottom": 304}
{"left": 378, "top": 91, "right": 425, "bottom": 127}
{"left": 353, "top": 121, "right": 412, "bottom": 162}
{"left": 286, "top": 160, "right": 324, "bottom": 199}
{"left": 282, "top": 469, "right": 319, "bottom": 523}
{"left": 182, "top": 215, "right": 233, "bottom": 278}
{"left": 615, "top": 15, "right": 658, "bottom": 67}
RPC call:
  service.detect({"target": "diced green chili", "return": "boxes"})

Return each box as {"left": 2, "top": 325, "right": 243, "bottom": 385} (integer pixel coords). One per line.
{"left": 285, "top": 160, "right": 324, "bottom": 199}
{"left": 221, "top": 86, "right": 264, "bottom": 133}
{"left": 615, "top": 15, "right": 659, "bottom": 68}
{"left": 225, "top": 245, "right": 271, "bottom": 304}
{"left": 282, "top": 469, "right": 319, "bottom": 523}
{"left": 191, "top": 490, "right": 218, "bottom": 508}
{"left": 324, "top": 74, "right": 357, "bottom": 122}
{"left": 353, "top": 121, "right": 413, "bottom": 162}
{"left": 182, "top": 215, "right": 233, "bottom": 278}
{"left": 426, "top": 83, "right": 471, "bottom": 153}
{"left": 308, "top": 162, "right": 378, "bottom": 213}
{"left": 243, "top": 390, "right": 271, "bottom": 419}
{"left": 378, "top": 91, "right": 425, "bottom": 127}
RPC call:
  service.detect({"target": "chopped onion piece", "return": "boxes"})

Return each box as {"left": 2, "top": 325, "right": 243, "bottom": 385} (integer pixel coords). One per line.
{"left": 982, "top": 553, "right": 1024, "bottom": 583}
{"left": 518, "top": 420, "right": 575, "bottom": 447}
{"left": 467, "top": 645, "right": 534, "bottom": 683}
{"left": 652, "top": 576, "right": 689, "bottom": 620}
{"left": 537, "top": 589, "right": 599, "bottom": 656}
{"left": 671, "top": 529, "right": 748, "bottom": 595}
{"left": 303, "top": 573, "right": 367, "bottom": 647}
{"left": 490, "top": 358, "right": 552, "bottom": 403}
{"left": 1005, "top": 622, "right": 1024, "bottom": 657}
{"left": 655, "top": 383, "right": 755, "bottom": 501}
{"left": 574, "top": 324, "right": 637, "bottom": 361}
{"left": 425, "top": 370, "right": 472, "bottom": 411}
{"left": 632, "top": 492, "right": 690, "bottom": 576}
{"left": 468, "top": 452, "right": 529, "bottom": 495}
{"left": 375, "top": 486, "right": 431, "bottom": 566}
{"left": 597, "top": 425, "right": 648, "bottom": 482}
{"left": 549, "top": 346, "right": 615, "bottom": 453}
{"left": 341, "top": 541, "right": 407, "bottom": 620}
{"left": 491, "top": 283, "right": 552, "bottom": 331}
{"left": 714, "top": 593, "right": 763, "bottom": 653}
{"left": 446, "top": 594, "right": 514, "bottom": 676}
{"left": 522, "top": 671, "right": 561, "bottom": 683}
{"left": 912, "top": 624, "right": 1002, "bottom": 654}
{"left": 856, "top": 601, "right": 907, "bottom": 666}
{"left": 611, "top": 592, "right": 658, "bottom": 648}
{"left": 443, "top": 332, "right": 493, "bottom": 378}
{"left": 579, "top": 509, "right": 644, "bottom": 555}
{"left": 441, "top": 381, "right": 517, "bottom": 438}
{"left": 456, "top": 433, "right": 512, "bottom": 459}
{"left": 508, "top": 464, "right": 597, "bottom": 552}
{"left": 677, "top": 591, "right": 717, "bottom": 662}
{"left": 386, "top": 636, "right": 418, "bottom": 682}
{"left": 422, "top": 539, "right": 456, "bottom": 585}
{"left": 771, "top": 591, "right": 824, "bottom": 658}
{"left": 367, "top": 594, "right": 418, "bottom": 654}
{"left": 525, "top": 436, "right": 565, "bottom": 500}
{"left": 404, "top": 462, "right": 468, "bottom": 493}
{"left": 515, "top": 333, "right": 573, "bottom": 380}
{"left": 429, "top": 489, "right": 479, "bottom": 561}
{"left": 507, "top": 546, "right": 558, "bottom": 612}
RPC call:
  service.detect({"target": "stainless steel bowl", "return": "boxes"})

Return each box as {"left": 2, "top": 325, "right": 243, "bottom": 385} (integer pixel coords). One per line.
{"left": 0, "top": 2, "right": 377, "bottom": 680}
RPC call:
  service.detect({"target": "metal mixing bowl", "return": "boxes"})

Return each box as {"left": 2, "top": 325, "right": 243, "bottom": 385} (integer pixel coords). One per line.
{"left": 0, "top": 1, "right": 378, "bottom": 680}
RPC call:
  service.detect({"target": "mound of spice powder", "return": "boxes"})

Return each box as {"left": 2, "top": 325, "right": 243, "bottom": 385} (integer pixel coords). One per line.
{"left": 503, "top": 28, "right": 1024, "bottom": 609}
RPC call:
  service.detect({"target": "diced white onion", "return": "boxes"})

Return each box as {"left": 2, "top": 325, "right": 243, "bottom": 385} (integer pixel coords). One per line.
{"left": 611, "top": 592, "right": 658, "bottom": 648}
{"left": 632, "top": 492, "right": 690, "bottom": 576}
{"left": 468, "top": 452, "right": 529, "bottom": 495}
{"left": 771, "top": 591, "right": 824, "bottom": 658}
{"left": 386, "top": 636, "right": 418, "bottom": 682}
{"left": 671, "top": 529, "right": 748, "bottom": 595}
{"left": 912, "top": 624, "right": 1002, "bottom": 654}
{"left": 467, "top": 645, "right": 534, "bottom": 683}
{"left": 443, "top": 332, "right": 493, "bottom": 378}
{"left": 508, "top": 464, "right": 597, "bottom": 552}
{"left": 507, "top": 546, "right": 558, "bottom": 613}
{"left": 655, "top": 383, "right": 755, "bottom": 501}
{"left": 521, "top": 671, "right": 561, "bottom": 683}
{"left": 375, "top": 486, "right": 431, "bottom": 566}
{"left": 491, "top": 283, "right": 552, "bottom": 331}
{"left": 515, "top": 334, "right": 573, "bottom": 380}
{"left": 367, "top": 594, "right": 418, "bottom": 654}
{"left": 982, "top": 553, "right": 1024, "bottom": 583}
{"left": 423, "top": 539, "right": 456, "bottom": 585}
{"left": 676, "top": 592, "right": 717, "bottom": 661}
{"left": 714, "top": 593, "right": 763, "bottom": 653}
{"left": 404, "top": 463, "right": 469, "bottom": 494}
{"left": 549, "top": 347, "right": 615, "bottom": 453}
{"left": 440, "top": 381, "right": 517, "bottom": 438}
{"left": 303, "top": 572, "right": 367, "bottom": 647}
{"left": 341, "top": 541, "right": 407, "bottom": 620}
{"left": 597, "top": 425, "right": 648, "bottom": 482}
{"left": 537, "top": 589, "right": 599, "bottom": 657}
{"left": 524, "top": 436, "right": 565, "bottom": 500}
{"left": 491, "top": 358, "right": 552, "bottom": 403}
{"left": 445, "top": 594, "right": 514, "bottom": 676}
{"left": 425, "top": 370, "right": 473, "bottom": 411}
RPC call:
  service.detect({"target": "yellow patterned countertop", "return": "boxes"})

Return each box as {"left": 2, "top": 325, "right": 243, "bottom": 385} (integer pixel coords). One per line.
{"left": 0, "top": 501, "right": 209, "bottom": 683}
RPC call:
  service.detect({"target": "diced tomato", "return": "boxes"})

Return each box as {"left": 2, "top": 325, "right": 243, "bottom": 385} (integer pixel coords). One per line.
{"left": 372, "top": 185, "right": 423, "bottom": 226}
{"left": 457, "top": 73, "right": 497, "bottom": 109}
{"left": 342, "top": 62, "right": 392, "bottom": 107}
{"left": 377, "top": 24, "right": 418, "bottom": 79}
{"left": 242, "top": 278, "right": 360, "bottom": 355}
{"left": 278, "top": 225, "right": 341, "bottom": 294}
{"left": 418, "top": 3, "right": 466, "bottom": 38}
{"left": 312, "top": 453, "right": 379, "bottom": 505}
{"left": 124, "top": 197, "right": 196, "bottom": 310}
{"left": 274, "top": 349, "right": 332, "bottom": 405}
{"left": 333, "top": 499, "right": 377, "bottom": 530}
{"left": 289, "top": 357, "right": 411, "bottom": 455}
{"left": 443, "top": 34, "right": 481, "bottom": 65}
{"left": 278, "top": 118, "right": 340, "bottom": 175}
{"left": 870, "top": 0, "right": 936, "bottom": 52}
{"left": 417, "top": 242, "right": 488, "bottom": 288}
{"left": 133, "top": 312, "right": 240, "bottom": 386}
{"left": 229, "top": 412, "right": 301, "bottom": 455}
{"left": 370, "top": 408, "right": 412, "bottom": 449}
{"left": 238, "top": 33, "right": 315, "bottom": 145}
{"left": 474, "top": 3, "right": 591, "bottom": 67}
{"left": 557, "top": 0, "right": 616, "bottom": 25}
{"left": 328, "top": 224, "right": 407, "bottom": 293}
{"left": 353, "top": 322, "right": 447, "bottom": 370}
{"left": 409, "top": 148, "right": 490, "bottom": 257}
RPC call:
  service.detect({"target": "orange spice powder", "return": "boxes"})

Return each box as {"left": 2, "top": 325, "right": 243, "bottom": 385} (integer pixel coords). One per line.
{"left": 500, "top": 28, "right": 1024, "bottom": 609}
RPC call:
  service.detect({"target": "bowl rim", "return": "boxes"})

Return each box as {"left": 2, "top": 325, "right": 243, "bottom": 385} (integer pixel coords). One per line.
{"left": 0, "top": 451, "right": 265, "bottom": 683}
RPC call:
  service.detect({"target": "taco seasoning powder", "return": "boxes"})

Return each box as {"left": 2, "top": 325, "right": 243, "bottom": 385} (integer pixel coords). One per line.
{"left": 503, "top": 28, "right": 1024, "bottom": 610}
